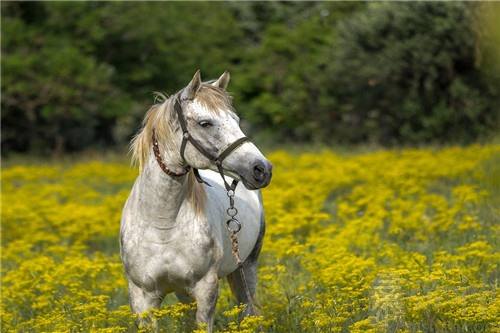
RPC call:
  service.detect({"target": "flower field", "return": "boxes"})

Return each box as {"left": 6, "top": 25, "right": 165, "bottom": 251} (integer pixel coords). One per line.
{"left": 1, "top": 145, "right": 499, "bottom": 332}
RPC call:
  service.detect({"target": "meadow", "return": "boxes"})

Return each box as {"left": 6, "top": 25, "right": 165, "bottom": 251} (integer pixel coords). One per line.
{"left": 1, "top": 145, "right": 499, "bottom": 332}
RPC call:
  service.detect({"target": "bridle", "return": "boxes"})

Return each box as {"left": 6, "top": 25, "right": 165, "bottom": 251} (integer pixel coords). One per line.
{"left": 151, "top": 94, "right": 257, "bottom": 312}
{"left": 175, "top": 96, "right": 250, "bottom": 192}
{"left": 152, "top": 96, "right": 250, "bottom": 191}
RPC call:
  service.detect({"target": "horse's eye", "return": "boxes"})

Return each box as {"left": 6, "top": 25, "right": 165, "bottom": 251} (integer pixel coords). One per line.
{"left": 198, "top": 120, "right": 212, "bottom": 128}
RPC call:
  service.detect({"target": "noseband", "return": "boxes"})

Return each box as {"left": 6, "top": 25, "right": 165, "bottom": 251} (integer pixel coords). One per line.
{"left": 152, "top": 96, "right": 251, "bottom": 192}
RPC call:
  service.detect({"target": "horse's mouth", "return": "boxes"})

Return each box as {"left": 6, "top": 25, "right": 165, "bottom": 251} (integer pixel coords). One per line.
{"left": 241, "top": 177, "right": 260, "bottom": 190}
{"left": 218, "top": 166, "right": 272, "bottom": 190}
{"left": 220, "top": 169, "right": 260, "bottom": 190}
{"left": 240, "top": 173, "right": 272, "bottom": 190}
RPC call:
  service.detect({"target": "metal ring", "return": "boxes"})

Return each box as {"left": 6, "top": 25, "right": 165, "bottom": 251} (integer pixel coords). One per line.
{"left": 226, "top": 219, "right": 241, "bottom": 233}
{"left": 227, "top": 190, "right": 235, "bottom": 197}
{"left": 227, "top": 207, "right": 238, "bottom": 217}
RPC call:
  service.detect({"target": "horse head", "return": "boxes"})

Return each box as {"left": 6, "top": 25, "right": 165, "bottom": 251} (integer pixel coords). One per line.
{"left": 174, "top": 70, "right": 272, "bottom": 190}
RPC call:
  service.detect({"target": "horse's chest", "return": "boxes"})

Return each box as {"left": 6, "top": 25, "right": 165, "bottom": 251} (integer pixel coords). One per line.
{"left": 131, "top": 220, "right": 221, "bottom": 290}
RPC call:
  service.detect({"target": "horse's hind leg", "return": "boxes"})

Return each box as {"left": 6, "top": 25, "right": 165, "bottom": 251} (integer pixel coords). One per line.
{"left": 227, "top": 214, "right": 265, "bottom": 317}
{"left": 175, "top": 290, "right": 193, "bottom": 303}
{"left": 175, "top": 290, "right": 197, "bottom": 331}
{"left": 128, "top": 279, "right": 164, "bottom": 330}
{"left": 227, "top": 262, "right": 258, "bottom": 317}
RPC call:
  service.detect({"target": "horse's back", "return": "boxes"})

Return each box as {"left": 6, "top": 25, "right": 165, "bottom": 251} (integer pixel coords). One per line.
{"left": 199, "top": 170, "right": 263, "bottom": 277}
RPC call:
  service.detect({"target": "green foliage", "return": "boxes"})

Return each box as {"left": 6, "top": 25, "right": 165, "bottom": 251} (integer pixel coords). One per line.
{"left": 235, "top": 3, "right": 360, "bottom": 142}
{"left": 1, "top": 2, "right": 242, "bottom": 153}
{"left": 1, "top": 3, "right": 129, "bottom": 153}
{"left": 328, "top": 2, "right": 499, "bottom": 144}
{"left": 1, "top": 2, "right": 499, "bottom": 154}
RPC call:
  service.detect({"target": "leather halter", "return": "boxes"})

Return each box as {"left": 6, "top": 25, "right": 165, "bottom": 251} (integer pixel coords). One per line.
{"left": 153, "top": 96, "right": 251, "bottom": 191}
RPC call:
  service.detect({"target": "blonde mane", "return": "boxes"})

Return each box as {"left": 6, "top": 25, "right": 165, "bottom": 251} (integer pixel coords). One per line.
{"left": 130, "top": 84, "right": 234, "bottom": 215}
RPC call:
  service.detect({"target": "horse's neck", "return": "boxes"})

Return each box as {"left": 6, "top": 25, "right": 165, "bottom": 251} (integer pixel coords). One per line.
{"left": 137, "top": 155, "right": 187, "bottom": 225}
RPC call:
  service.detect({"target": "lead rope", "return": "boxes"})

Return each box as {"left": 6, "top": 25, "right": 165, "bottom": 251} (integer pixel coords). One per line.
{"left": 225, "top": 187, "right": 257, "bottom": 317}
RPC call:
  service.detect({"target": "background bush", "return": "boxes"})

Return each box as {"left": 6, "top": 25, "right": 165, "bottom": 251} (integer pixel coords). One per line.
{"left": 328, "top": 2, "right": 499, "bottom": 144}
{"left": 2, "top": 2, "right": 499, "bottom": 154}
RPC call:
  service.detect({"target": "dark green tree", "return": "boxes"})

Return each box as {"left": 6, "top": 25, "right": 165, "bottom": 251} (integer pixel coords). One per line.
{"left": 234, "top": 3, "right": 359, "bottom": 142}
{"left": 1, "top": 2, "right": 244, "bottom": 154}
{"left": 327, "top": 2, "right": 499, "bottom": 144}
{"left": 2, "top": 2, "right": 498, "bottom": 154}
{"left": 1, "top": 3, "right": 129, "bottom": 154}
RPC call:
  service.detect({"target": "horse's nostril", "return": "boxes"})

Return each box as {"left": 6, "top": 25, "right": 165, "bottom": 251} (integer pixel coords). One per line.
{"left": 253, "top": 162, "right": 266, "bottom": 182}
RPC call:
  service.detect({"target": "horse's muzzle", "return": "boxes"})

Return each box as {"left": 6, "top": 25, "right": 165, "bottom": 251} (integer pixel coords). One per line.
{"left": 242, "top": 159, "right": 272, "bottom": 190}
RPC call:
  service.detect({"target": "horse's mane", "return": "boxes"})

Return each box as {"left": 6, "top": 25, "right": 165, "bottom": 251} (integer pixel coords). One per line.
{"left": 130, "top": 83, "right": 234, "bottom": 215}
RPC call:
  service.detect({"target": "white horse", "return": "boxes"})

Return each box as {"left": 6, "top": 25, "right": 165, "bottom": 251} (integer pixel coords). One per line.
{"left": 120, "top": 70, "right": 272, "bottom": 331}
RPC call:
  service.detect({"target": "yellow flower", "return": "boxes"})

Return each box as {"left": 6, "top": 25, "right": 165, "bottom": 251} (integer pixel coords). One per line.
{"left": 2, "top": 145, "right": 499, "bottom": 331}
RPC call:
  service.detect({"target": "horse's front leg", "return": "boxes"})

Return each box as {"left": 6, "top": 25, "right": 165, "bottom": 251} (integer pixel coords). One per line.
{"left": 128, "top": 279, "right": 164, "bottom": 331}
{"left": 191, "top": 271, "right": 219, "bottom": 333}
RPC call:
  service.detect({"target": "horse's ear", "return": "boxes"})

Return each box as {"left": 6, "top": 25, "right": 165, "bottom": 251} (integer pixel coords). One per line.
{"left": 181, "top": 69, "right": 202, "bottom": 100}
{"left": 212, "top": 71, "right": 230, "bottom": 90}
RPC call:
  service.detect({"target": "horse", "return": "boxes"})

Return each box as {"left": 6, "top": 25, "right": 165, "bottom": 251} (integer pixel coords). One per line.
{"left": 120, "top": 70, "right": 273, "bottom": 332}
